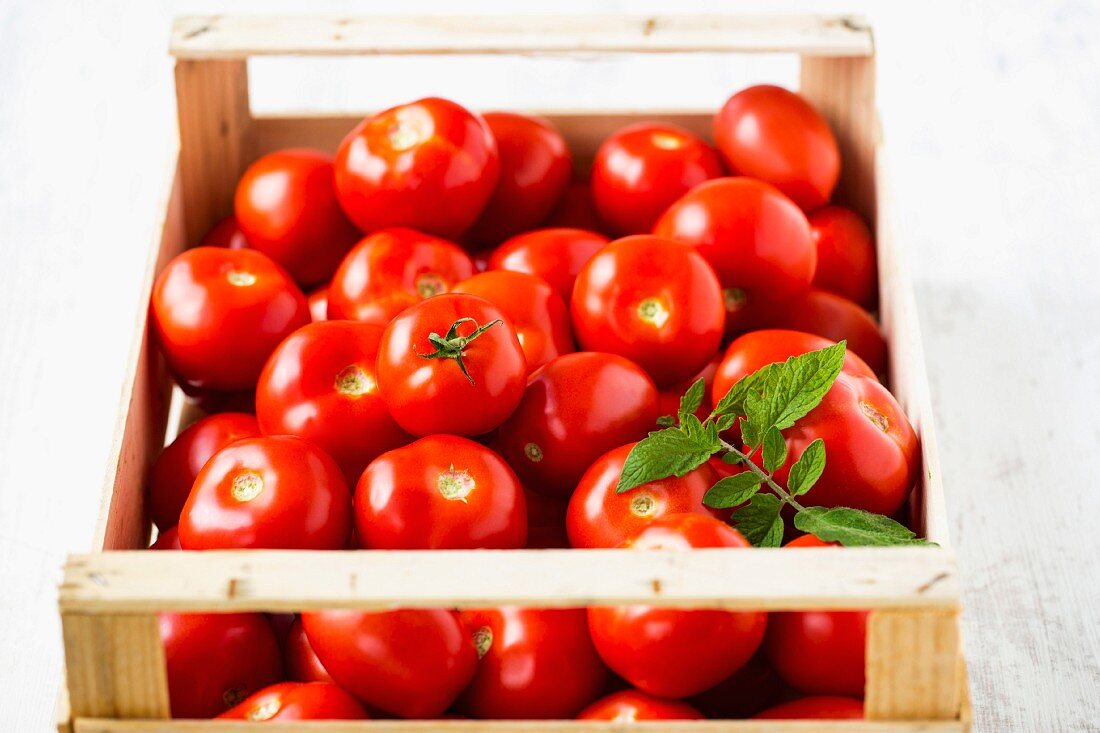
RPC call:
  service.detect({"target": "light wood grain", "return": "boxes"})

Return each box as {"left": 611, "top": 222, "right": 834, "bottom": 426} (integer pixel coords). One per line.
{"left": 866, "top": 610, "right": 962, "bottom": 720}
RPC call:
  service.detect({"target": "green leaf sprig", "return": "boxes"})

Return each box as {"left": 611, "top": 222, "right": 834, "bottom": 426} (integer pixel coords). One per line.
{"left": 618, "top": 341, "right": 928, "bottom": 548}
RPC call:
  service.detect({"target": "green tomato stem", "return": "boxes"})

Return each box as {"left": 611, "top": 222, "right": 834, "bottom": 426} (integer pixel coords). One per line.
{"left": 720, "top": 438, "right": 807, "bottom": 514}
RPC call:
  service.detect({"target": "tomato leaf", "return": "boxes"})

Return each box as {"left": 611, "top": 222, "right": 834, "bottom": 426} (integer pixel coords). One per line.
{"left": 787, "top": 439, "right": 826, "bottom": 496}
{"left": 703, "top": 472, "right": 763, "bottom": 508}
{"left": 748, "top": 342, "right": 847, "bottom": 439}
{"left": 793, "top": 506, "right": 930, "bottom": 547}
{"left": 731, "top": 493, "right": 784, "bottom": 547}
{"left": 711, "top": 362, "right": 778, "bottom": 419}
{"left": 678, "top": 378, "right": 706, "bottom": 424}
{"left": 762, "top": 426, "right": 788, "bottom": 473}
{"left": 616, "top": 424, "right": 722, "bottom": 494}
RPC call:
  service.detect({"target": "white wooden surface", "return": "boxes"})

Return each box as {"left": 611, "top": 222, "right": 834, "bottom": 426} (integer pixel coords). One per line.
{"left": 0, "top": 1, "right": 1097, "bottom": 731}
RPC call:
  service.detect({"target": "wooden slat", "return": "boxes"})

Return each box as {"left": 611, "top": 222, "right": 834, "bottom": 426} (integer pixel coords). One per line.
{"left": 61, "top": 613, "right": 169, "bottom": 720}
{"left": 60, "top": 548, "right": 960, "bottom": 614}
{"left": 865, "top": 610, "right": 962, "bottom": 720}
{"left": 170, "top": 15, "right": 874, "bottom": 60}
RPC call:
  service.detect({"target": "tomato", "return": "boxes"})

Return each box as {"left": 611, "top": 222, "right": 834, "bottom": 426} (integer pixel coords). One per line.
{"left": 200, "top": 215, "right": 248, "bottom": 249}
{"left": 587, "top": 514, "right": 768, "bottom": 698}
{"left": 786, "top": 533, "right": 833, "bottom": 548}
{"left": 146, "top": 412, "right": 260, "bottom": 530}
{"left": 334, "top": 97, "right": 499, "bottom": 239}
{"left": 377, "top": 293, "right": 526, "bottom": 436}
{"left": 255, "top": 321, "right": 408, "bottom": 483}
{"left": 654, "top": 177, "right": 815, "bottom": 336}
{"left": 714, "top": 85, "right": 840, "bottom": 211}
{"left": 151, "top": 247, "right": 310, "bottom": 392}
{"left": 217, "top": 682, "right": 368, "bottom": 721}
{"left": 711, "top": 329, "right": 876, "bottom": 410}
{"left": 149, "top": 526, "right": 182, "bottom": 550}
{"left": 159, "top": 612, "right": 282, "bottom": 718}
{"left": 467, "top": 112, "right": 572, "bottom": 244}
{"left": 307, "top": 286, "right": 328, "bottom": 322}
{"left": 578, "top": 690, "right": 704, "bottom": 721}
{"left": 179, "top": 436, "right": 351, "bottom": 550}
{"left": 355, "top": 435, "right": 526, "bottom": 549}
{"left": 591, "top": 123, "right": 723, "bottom": 235}
{"left": 301, "top": 609, "right": 476, "bottom": 719}
{"left": 545, "top": 182, "right": 606, "bottom": 232}
{"left": 453, "top": 270, "right": 574, "bottom": 372}
{"left": 497, "top": 352, "right": 659, "bottom": 498}
{"left": 688, "top": 650, "right": 790, "bottom": 719}
{"left": 284, "top": 617, "right": 334, "bottom": 684}
{"left": 809, "top": 206, "right": 877, "bottom": 309}
{"left": 326, "top": 227, "right": 474, "bottom": 326}
{"left": 456, "top": 608, "right": 608, "bottom": 719}
{"left": 754, "top": 696, "right": 864, "bottom": 720}
{"left": 567, "top": 443, "right": 722, "bottom": 548}
{"left": 765, "top": 606, "right": 867, "bottom": 697}
{"left": 571, "top": 235, "right": 725, "bottom": 387}
{"left": 657, "top": 356, "right": 720, "bottom": 423}
{"left": 774, "top": 289, "right": 887, "bottom": 376}
{"left": 489, "top": 227, "right": 610, "bottom": 301}
{"left": 234, "top": 149, "right": 361, "bottom": 287}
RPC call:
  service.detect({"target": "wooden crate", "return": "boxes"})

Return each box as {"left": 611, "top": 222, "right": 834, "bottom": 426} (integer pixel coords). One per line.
{"left": 56, "top": 14, "right": 970, "bottom": 733}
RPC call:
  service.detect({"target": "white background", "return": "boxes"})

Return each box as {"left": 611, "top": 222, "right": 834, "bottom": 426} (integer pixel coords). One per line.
{"left": 1, "top": 1, "right": 1098, "bottom": 730}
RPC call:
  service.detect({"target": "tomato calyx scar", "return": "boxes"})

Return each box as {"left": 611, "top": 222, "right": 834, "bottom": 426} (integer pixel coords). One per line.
{"left": 230, "top": 471, "right": 264, "bottom": 502}
{"left": 472, "top": 625, "right": 493, "bottom": 659}
{"left": 524, "top": 442, "right": 543, "bottom": 463}
{"left": 723, "top": 287, "right": 747, "bottom": 313}
{"left": 437, "top": 464, "right": 476, "bottom": 503}
{"left": 415, "top": 272, "right": 446, "bottom": 299}
{"left": 334, "top": 364, "right": 374, "bottom": 396}
{"left": 629, "top": 492, "right": 657, "bottom": 518}
{"left": 247, "top": 699, "right": 281, "bottom": 721}
{"left": 859, "top": 400, "right": 890, "bottom": 432}
{"left": 226, "top": 269, "right": 256, "bottom": 287}
{"left": 416, "top": 317, "right": 502, "bottom": 385}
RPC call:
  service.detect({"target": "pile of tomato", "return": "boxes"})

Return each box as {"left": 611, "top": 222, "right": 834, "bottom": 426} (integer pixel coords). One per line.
{"left": 145, "top": 85, "right": 918, "bottom": 722}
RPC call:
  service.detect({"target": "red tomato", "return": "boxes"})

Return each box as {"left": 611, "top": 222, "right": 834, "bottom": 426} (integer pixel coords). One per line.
{"left": 217, "top": 682, "right": 368, "bottom": 721}
{"left": 714, "top": 85, "right": 840, "bottom": 211}
{"left": 497, "top": 352, "right": 659, "bottom": 498}
{"left": 688, "top": 650, "right": 790, "bottom": 719}
{"left": 765, "top": 606, "right": 867, "bottom": 697}
{"left": 587, "top": 514, "right": 768, "bottom": 697}
{"left": 151, "top": 247, "right": 310, "bottom": 391}
{"left": 354, "top": 435, "right": 526, "bottom": 549}
{"left": 334, "top": 97, "right": 499, "bottom": 239}
{"left": 326, "top": 227, "right": 474, "bottom": 326}
{"left": 377, "top": 293, "right": 526, "bottom": 436}
{"left": 711, "top": 329, "right": 877, "bottom": 410}
{"left": 810, "top": 205, "right": 877, "bottom": 309}
{"left": 285, "top": 617, "right": 334, "bottom": 684}
{"left": 567, "top": 443, "right": 722, "bottom": 548}
{"left": 452, "top": 270, "right": 574, "bottom": 372}
{"left": 578, "top": 690, "right": 704, "bottom": 721}
{"left": 179, "top": 436, "right": 351, "bottom": 550}
{"left": 754, "top": 696, "right": 864, "bottom": 720}
{"left": 456, "top": 608, "right": 608, "bottom": 719}
{"left": 147, "top": 412, "right": 260, "bottom": 530}
{"left": 307, "top": 286, "right": 328, "bottom": 322}
{"left": 159, "top": 612, "right": 282, "bottom": 718}
{"left": 149, "top": 526, "right": 182, "bottom": 550}
{"left": 489, "top": 227, "right": 610, "bottom": 301}
{"left": 545, "top": 182, "right": 606, "bottom": 232}
{"left": 657, "top": 356, "right": 720, "bottom": 422}
{"left": 786, "top": 533, "right": 833, "bottom": 548}
{"left": 234, "top": 149, "right": 361, "bottom": 287}
{"left": 591, "top": 122, "right": 723, "bottom": 235}
{"left": 467, "top": 112, "right": 572, "bottom": 243}
{"left": 302, "top": 609, "right": 477, "bottom": 719}
{"left": 774, "top": 289, "right": 888, "bottom": 376}
{"left": 255, "top": 321, "right": 408, "bottom": 483}
{"left": 654, "top": 177, "right": 815, "bottom": 336}
{"left": 571, "top": 235, "right": 725, "bottom": 387}
{"left": 200, "top": 215, "right": 248, "bottom": 249}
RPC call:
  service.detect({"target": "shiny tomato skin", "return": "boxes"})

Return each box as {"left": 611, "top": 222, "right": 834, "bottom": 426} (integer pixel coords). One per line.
{"left": 326, "top": 227, "right": 474, "bottom": 326}
{"left": 301, "top": 609, "right": 477, "bottom": 719}
{"left": 497, "top": 352, "right": 659, "bottom": 498}
{"left": 234, "top": 148, "right": 361, "bottom": 287}
{"left": 149, "top": 526, "right": 182, "bottom": 550}
{"left": 453, "top": 270, "right": 574, "bottom": 373}
{"left": 355, "top": 435, "right": 526, "bottom": 549}
{"left": 151, "top": 247, "right": 310, "bottom": 392}
{"left": 579, "top": 690, "right": 704, "bottom": 721}
{"left": 255, "top": 321, "right": 409, "bottom": 483}
{"left": 657, "top": 356, "right": 720, "bottom": 422}
{"left": 179, "top": 436, "right": 351, "bottom": 550}
{"left": 571, "top": 235, "right": 725, "bottom": 386}
{"left": 467, "top": 112, "right": 572, "bottom": 244}
{"left": 754, "top": 696, "right": 864, "bottom": 720}
{"left": 159, "top": 612, "right": 283, "bottom": 719}
{"left": 200, "top": 215, "right": 248, "bottom": 249}
{"left": 307, "top": 286, "right": 328, "bottom": 322}
{"left": 285, "top": 617, "right": 334, "bottom": 684}
{"left": 591, "top": 123, "right": 724, "bottom": 235}
{"left": 567, "top": 443, "right": 723, "bottom": 548}
{"left": 714, "top": 85, "right": 840, "bottom": 211}
{"left": 217, "top": 682, "right": 368, "bottom": 721}
{"left": 489, "top": 227, "right": 610, "bottom": 301}
{"left": 775, "top": 289, "right": 888, "bottom": 376}
{"left": 655, "top": 177, "right": 815, "bottom": 336}
{"left": 810, "top": 206, "right": 877, "bottom": 309}
{"left": 147, "top": 412, "right": 260, "bottom": 530}
{"left": 456, "top": 608, "right": 609, "bottom": 719}
{"left": 334, "top": 97, "right": 499, "bottom": 239}
{"left": 587, "top": 514, "right": 768, "bottom": 698}
{"left": 377, "top": 294, "right": 526, "bottom": 436}
{"left": 765, "top": 606, "right": 867, "bottom": 697}
{"left": 545, "top": 182, "right": 606, "bottom": 232}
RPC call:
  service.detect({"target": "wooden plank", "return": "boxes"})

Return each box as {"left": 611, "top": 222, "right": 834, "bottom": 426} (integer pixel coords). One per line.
{"left": 60, "top": 547, "right": 959, "bottom": 614}
{"left": 865, "top": 610, "right": 962, "bottom": 720}
{"left": 171, "top": 15, "right": 874, "bottom": 60}
{"left": 61, "top": 613, "right": 169, "bottom": 720}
